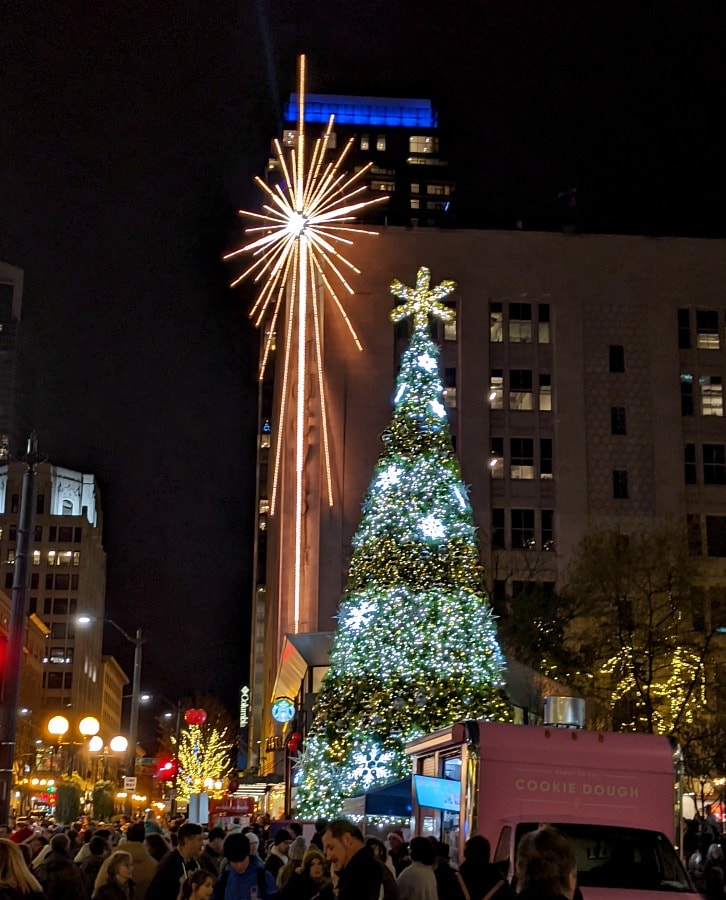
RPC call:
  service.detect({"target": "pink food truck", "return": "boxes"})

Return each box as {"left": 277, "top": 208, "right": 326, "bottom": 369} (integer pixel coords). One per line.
{"left": 406, "top": 700, "right": 699, "bottom": 900}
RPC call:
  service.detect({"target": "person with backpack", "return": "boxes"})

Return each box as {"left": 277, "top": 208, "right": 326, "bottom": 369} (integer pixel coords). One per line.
{"left": 213, "top": 833, "right": 279, "bottom": 900}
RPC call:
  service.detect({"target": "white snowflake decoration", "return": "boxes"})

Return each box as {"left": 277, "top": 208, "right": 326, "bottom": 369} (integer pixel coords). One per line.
{"left": 420, "top": 513, "right": 446, "bottom": 541}
{"left": 417, "top": 352, "right": 438, "bottom": 373}
{"left": 377, "top": 464, "right": 402, "bottom": 489}
{"left": 344, "top": 600, "right": 376, "bottom": 632}
{"left": 351, "top": 739, "right": 396, "bottom": 790}
{"left": 429, "top": 400, "right": 446, "bottom": 418}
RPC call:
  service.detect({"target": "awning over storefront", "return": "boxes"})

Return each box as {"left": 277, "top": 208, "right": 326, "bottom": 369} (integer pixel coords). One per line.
{"left": 341, "top": 776, "right": 413, "bottom": 819}
{"left": 272, "top": 631, "right": 334, "bottom": 703}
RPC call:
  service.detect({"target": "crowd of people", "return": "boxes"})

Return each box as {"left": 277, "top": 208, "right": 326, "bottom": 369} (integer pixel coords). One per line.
{"left": 0, "top": 813, "right": 576, "bottom": 900}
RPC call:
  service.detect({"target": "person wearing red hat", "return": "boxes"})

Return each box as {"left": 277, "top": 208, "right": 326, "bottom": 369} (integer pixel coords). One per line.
{"left": 9, "top": 826, "right": 33, "bottom": 844}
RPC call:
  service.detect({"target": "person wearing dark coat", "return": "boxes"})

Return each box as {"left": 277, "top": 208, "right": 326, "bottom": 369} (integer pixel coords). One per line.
{"left": 146, "top": 823, "right": 203, "bottom": 900}
{"left": 514, "top": 827, "right": 576, "bottom": 900}
{"left": 0, "top": 837, "right": 45, "bottom": 900}
{"left": 79, "top": 836, "right": 111, "bottom": 898}
{"left": 459, "top": 837, "right": 512, "bottom": 900}
{"left": 324, "top": 820, "right": 399, "bottom": 900}
{"left": 34, "top": 833, "right": 87, "bottom": 900}
{"left": 92, "top": 849, "right": 134, "bottom": 900}
{"left": 280, "top": 849, "right": 328, "bottom": 900}
{"left": 431, "top": 842, "right": 467, "bottom": 900}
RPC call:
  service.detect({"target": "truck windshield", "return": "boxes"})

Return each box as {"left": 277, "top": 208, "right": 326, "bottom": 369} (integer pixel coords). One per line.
{"left": 514, "top": 823, "right": 694, "bottom": 893}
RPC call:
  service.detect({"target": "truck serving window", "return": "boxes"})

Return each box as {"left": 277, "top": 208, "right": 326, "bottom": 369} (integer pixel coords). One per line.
{"left": 514, "top": 824, "right": 693, "bottom": 893}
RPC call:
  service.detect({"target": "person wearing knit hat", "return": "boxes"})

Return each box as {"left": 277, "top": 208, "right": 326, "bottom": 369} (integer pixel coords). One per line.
{"left": 265, "top": 829, "right": 292, "bottom": 882}
{"left": 246, "top": 831, "right": 261, "bottom": 856}
{"left": 280, "top": 848, "right": 328, "bottom": 900}
{"left": 387, "top": 830, "right": 410, "bottom": 876}
{"left": 276, "top": 836, "right": 307, "bottom": 889}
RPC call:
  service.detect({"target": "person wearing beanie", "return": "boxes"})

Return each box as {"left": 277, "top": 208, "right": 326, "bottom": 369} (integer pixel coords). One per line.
{"left": 277, "top": 835, "right": 306, "bottom": 888}
{"left": 246, "top": 832, "right": 261, "bottom": 858}
{"left": 280, "top": 848, "right": 328, "bottom": 900}
{"left": 213, "top": 833, "right": 278, "bottom": 900}
{"left": 265, "top": 830, "right": 292, "bottom": 882}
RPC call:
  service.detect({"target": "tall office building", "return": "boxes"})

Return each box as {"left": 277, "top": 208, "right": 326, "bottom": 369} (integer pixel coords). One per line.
{"left": 0, "top": 462, "right": 108, "bottom": 718}
{"left": 251, "top": 227, "right": 726, "bottom": 792}
{"left": 0, "top": 261, "right": 34, "bottom": 462}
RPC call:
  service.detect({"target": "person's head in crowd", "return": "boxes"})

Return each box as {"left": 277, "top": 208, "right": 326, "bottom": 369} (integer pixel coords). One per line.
{"left": 206, "top": 827, "right": 225, "bottom": 854}
{"left": 126, "top": 822, "right": 145, "bottom": 844}
{"left": 410, "top": 837, "right": 435, "bottom": 866}
{"left": 144, "top": 832, "right": 170, "bottom": 861}
{"left": 89, "top": 835, "right": 109, "bottom": 858}
{"left": 178, "top": 823, "right": 204, "bottom": 860}
{"left": 303, "top": 848, "right": 325, "bottom": 882}
{"left": 323, "top": 820, "right": 365, "bottom": 870}
{"left": 224, "top": 833, "right": 252, "bottom": 874}
{"left": 0, "top": 838, "right": 43, "bottom": 894}
{"left": 179, "top": 868, "right": 216, "bottom": 900}
{"left": 515, "top": 826, "right": 577, "bottom": 900}
{"left": 246, "top": 832, "right": 260, "bottom": 856}
{"left": 365, "top": 837, "right": 389, "bottom": 863}
{"left": 49, "top": 833, "right": 71, "bottom": 856}
{"left": 274, "top": 829, "right": 292, "bottom": 856}
{"left": 464, "top": 835, "right": 492, "bottom": 864}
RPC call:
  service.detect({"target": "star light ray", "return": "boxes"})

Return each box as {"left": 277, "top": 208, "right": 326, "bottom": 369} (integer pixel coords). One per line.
{"left": 227, "top": 53, "right": 386, "bottom": 632}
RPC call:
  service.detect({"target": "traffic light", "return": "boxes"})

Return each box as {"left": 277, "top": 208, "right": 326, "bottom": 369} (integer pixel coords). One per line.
{"left": 157, "top": 758, "right": 177, "bottom": 781}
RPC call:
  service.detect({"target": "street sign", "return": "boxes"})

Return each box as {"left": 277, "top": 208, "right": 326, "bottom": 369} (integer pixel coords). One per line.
{"left": 137, "top": 757, "right": 158, "bottom": 766}
{"left": 124, "top": 777, "right": 137, "bottom": 791}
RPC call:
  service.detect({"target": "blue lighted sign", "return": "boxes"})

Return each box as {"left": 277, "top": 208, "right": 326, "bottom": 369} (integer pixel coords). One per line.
{"left": 284, "top": 94, "right": 437, "bottom": 129}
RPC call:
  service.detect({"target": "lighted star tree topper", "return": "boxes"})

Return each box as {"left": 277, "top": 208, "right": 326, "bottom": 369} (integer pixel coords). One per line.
{"left": 225, "top": 55, "right": 387, "bottom": 631}
{"left": 295, "top": 266, "right": 510, "bottom": 818}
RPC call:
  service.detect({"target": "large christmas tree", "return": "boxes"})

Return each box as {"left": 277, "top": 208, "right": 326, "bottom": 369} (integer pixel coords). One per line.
{"left": 295, "top": 267, "right": 509, "bottom": 818}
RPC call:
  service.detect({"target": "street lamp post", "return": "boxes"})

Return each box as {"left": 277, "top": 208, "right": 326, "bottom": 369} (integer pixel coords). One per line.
{"left": 161, "top": 698, "right": 182, "bottom": 816}
{"left": 0, "top": 435, "right": 41, "bottom": 824}
{"left": 78, "top": 617, "right": 145, "bottom": 788}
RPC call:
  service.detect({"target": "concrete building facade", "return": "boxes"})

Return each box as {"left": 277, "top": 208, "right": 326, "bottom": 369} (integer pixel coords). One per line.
{"left": 251, "top": 227, "right": 726, "bottom": 778}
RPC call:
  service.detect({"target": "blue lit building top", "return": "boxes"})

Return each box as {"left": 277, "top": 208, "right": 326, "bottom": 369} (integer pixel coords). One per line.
{"left": 284, "top": 94, "right": 438, "bottom": 129}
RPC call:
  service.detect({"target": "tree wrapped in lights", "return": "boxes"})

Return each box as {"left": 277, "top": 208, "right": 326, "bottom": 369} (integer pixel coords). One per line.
{"left": 177, "top": 723, "right": 233, "bottom": 802}
{"left": 296, "top": 267, "right": 509, "bottom": 818}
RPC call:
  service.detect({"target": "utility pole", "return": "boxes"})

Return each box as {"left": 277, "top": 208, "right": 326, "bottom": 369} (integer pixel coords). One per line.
{"left": 0, "top": 435, "right": 41, "bottom": 824}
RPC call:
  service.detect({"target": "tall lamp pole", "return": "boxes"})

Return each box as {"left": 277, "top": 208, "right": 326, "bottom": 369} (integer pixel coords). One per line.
{"left": 0, "top": 435, "right": 41, "bottom": 825}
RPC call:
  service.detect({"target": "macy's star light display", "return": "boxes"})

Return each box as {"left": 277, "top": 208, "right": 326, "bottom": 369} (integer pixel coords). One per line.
{"left": 295, "top": 267, "right": 509, "bottom": 817}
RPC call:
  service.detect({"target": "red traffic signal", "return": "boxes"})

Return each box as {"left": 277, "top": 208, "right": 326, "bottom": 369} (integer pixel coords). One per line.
{"left": 157, "top": 758, "right": 177, "bottom": 779}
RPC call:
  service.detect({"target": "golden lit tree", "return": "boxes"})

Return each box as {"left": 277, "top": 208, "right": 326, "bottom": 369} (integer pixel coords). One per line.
{"left": 177, "top": 723, "right": 234, "bottom": 802}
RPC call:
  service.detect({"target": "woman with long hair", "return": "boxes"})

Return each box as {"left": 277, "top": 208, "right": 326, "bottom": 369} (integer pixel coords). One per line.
{"left": 92, "top": 850, "right": 134, "bottom": 900}
{"left": 177, "top": 869, "right": 215, "bottom": 900}
{"left": 0, "top": 839, "right": 44, "bottom": 900}
{"left": 280, "top": 848, "right": 329, "bottom": 900}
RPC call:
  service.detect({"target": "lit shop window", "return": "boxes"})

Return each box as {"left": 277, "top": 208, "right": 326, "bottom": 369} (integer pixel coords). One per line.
{"left": 701, "top": 376, "right": 723, "bottom": 416}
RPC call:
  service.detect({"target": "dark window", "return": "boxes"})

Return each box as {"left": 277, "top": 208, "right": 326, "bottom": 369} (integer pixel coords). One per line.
{"left": 492, "top": 508, "right": 505, "bottom": 549}
{"left": 8, "top": 526, "right": 16, "bottom": 542}
{"left": 30, "top": 573, "right": 38, "bottom": 589}
{"left": 74, "top": 527, "right": 82, "bottom": 543}
{"left": 687, "top": 515, "right": 702, "bottom": 556}
{"left": 69, "top": 598, "right": 77, "bottom": 613}
{"left": 58, "top": 526, "right": 73, "bottom": 542}
{"left": 510, "top": 370, "right": 533, "bottom": 410}
{"left": 64, "top": 673, "right": 72, "bottom": 689}
{"left": 511, "top": 509, "right": 536, "bottom": 549}
{"left": 511, "top": 438, "right": 534, "bottom": 479}
{"left": 677, "top": 309, "right": 691, "bottom": 349}
{"left": 444, "top": 367, "right": 457, "bottom": 388}
{"left": 48, "top": 526, "right": 57, "bottom": 541}
{"left": 609, "top": 345, "right": 625, "bottom": 373}
{"left": 685, "top": 444, "right": 697, "bottom": 484}
{"left": 611, "top": 407, "right": 627, "bottom": 435}
{"left": 613, "top": 470, "right": 629, "bottom": 499}
{"left": 10, "top": 494, "right": 18, "bottom": 514}
{"left": 542, "top": 510, "right": 554, "bottom": 550}
{"left": 71, "top": 574, "right": 79, "bottom": 590}
{"left": 490, "top": 436, "right": 504, "bottom": 477}
{"left": 46, "top": 672, "right": 63, "bottom": 690}
{"left": 540, "top": 439, "right": 553, "bottom": 479}
{"left": 681, "top": 374, "right": 694, "bottom": 415}
{"left": 28, "top": 597, "right": 37, "bottom": 614}
{"left": 4, "top": 573, "right": 12, "bottom": 589}
{"left": 55, "top": 574, "right": 70, "bottom": 590}
{"left": 492, "top": 581, "right": 507, "bottom": 616}
{"left": 34, "top": 525, "right": 42, "bottom": 541}
{"left": 703, "top": 444, "right": 726, "bottom": 484}
{"left": 36, "top": 494, "right": 45, "bottom": 515}
{"left": 43, "top": 598, "right": 52, "bottom": 615}
{"left": 707, "top": 516, "right": 726, "bottom": 557}
{"left": 45, "top": 574, "right": 53, "bottom": 589}
{"left": 50, "top": 622, "right": 66, "bottom": 639}
{"left": 53, "top": 598, "right": 68, "bottom": 615}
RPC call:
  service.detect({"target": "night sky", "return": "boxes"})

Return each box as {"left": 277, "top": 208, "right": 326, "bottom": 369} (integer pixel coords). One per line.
{"left": 2, "top": 2, "right": 725, "bottom": 729}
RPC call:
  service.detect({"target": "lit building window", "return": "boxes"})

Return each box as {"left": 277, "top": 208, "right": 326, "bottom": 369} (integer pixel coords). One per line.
{"left": 539, "top": 374, "right": 552, "bottom": 411}
{"left": 6, "top": 549, "right": 15, "bottom": 565}
{"left": 360, "top": 134, "right": 369, "bottom": 151}
{"left": 509, "top": 303, "right": 532, "bottom": 343}
{"left": 410, "top": 199, "right": 420, "bottom": 209}
{"left": 538, "top": 304, "right": 550, "bottom": 343}
{"left": 697, "top": 310, "right": 720, "bottom": 349}
{"left": 426, "top": 184, "right": 451, "bottom": 196}
{"left": 409, "top": 135, "right": 439, "bottom": 154}
{"left": 376, "top": 135, "right": 386, "bottom": 151}
{"left": 47, "top": 550, "right": 56, "bottom": 566}
{"left": 371, "top": 180, "right": 395, "bottom": 191}
{"left": 283, "top": 130, "right": 297, "bottom": 147}
{"left": 444, "top": 319, "right": 457, "bottom": 341}
{"left": 33, "top": 550, "right": 40, "bottom": 565}
{"left": 510, "top": 370, "right": 533, "bottom": 410}
{"left": 490, "top": 303, "right": 503, "bottom": 342}
{"left": 443, "top": 387, "right": 457, "bottom": 408}
{"left": 489, "top": 370, "right": 504, "bottom": 409}
{"left": 511, "top": 438, "right": 534, "bottom": 480}
{"left": 701, "top": 375, "right": 723, "bottom": 416}
{"left": 426, "top": 200, "right": 447, "bottom": 210}
{"left": 489, "top": 437, "right": 504, "bottom": 479}
{"left": 410, "top": 182, "right": 420, "bottom": 193}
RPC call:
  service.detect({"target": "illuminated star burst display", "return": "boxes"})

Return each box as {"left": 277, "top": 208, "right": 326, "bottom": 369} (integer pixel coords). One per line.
{"left": 225, "top": 55, "right": 387, "bottom": 630}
